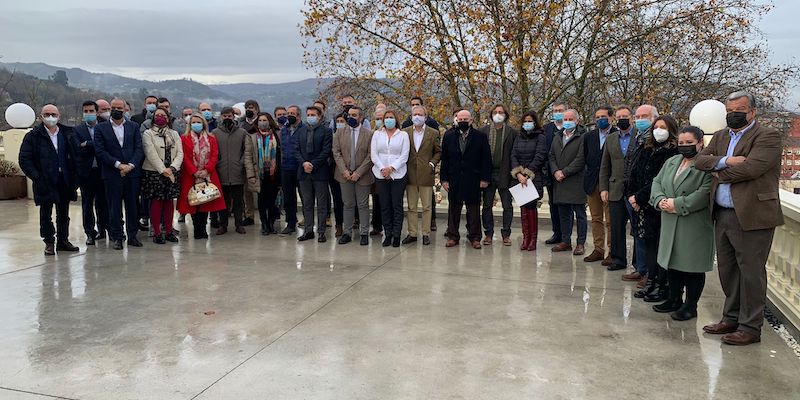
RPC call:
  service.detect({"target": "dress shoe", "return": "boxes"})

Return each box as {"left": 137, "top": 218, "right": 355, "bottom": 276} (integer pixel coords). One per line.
{"left": 551, "top": 243, "right": 572, "bottom": 252}
{"left": 298, "top": 219, "right": 305, "bottom": 227}
{"left": 422, "top": 235, "right": 431, "bottom": 246}
{"left": 572, "top": 244, "right": 585, "bottom": 256}
{"left": 502, "top": 236, "right": 512, "bottom": 246}
{"left": 670, "top": 306, "right": 698, "bottom": 321}
{"left": 112, "top": 240, "right": 124, "bottom": 250}
{"left": 382, "top": 235, "right": 392, "bottom": 247}
{"left": 96, "top": 231, "right": 107, "bottom": 240}
{"left": 702, "top": 322, "right": 739, "bottom": 335}
{"left": 370, "top": 229, "right": 382, "bottom": 236}
{"left": 216, "top": 227, "right": 228, "bottom": 235}
{"left": 471, "top": 241, "right": 482, "bottom": 249}
{"left": 360, "top": 235, "right": 369, "bottom": 245}
{"left": 392, "top": 237, "right": 401, "bottom": 247}
{"left": 544, "top": 234, "right": 560, "bottom": 245}
{"left": 325, "top": 217, "right": 332, "bottom": 227}
{"left": 127, "top": 237, "right": 143, "bottom": 247}
{"left": 280, "top": 226, "right": 296, "bottom": 235}
{"left": 643, "top": 287, "right": 668, "bottom": 303}
{"left": 297, "top": 232, "right": 315, "bottom": 241}
{"left": 210, "top": 220, "right": 220, "bottom": 229}
{"left": 583, "top": 250, "right": 604, "bottom": 262}
{"left": 165, "top": 233, "right": 179, "bottom": 243}
{"left": 235, "top": 226, "right": 246, "bottom": 234}
{"left": 335, "top": 224, "right": 343, "bottom": 238}
{"left": 338, "top": 234, "right": 352, "bottom": 244}
{"left": 261, "top": 226, "right": 269, "bottom": 236}
{"left": 86, "top": 236, "right": 96, "bottom": 246}
{"left": 621, "top": 271, "right": 642, "bottom": 281}
{"left": 318, "top": 233, "right": 327, "bottom": 243}
{"left": 138, "top": 219, "right": 149, "bottom": 231}
{"left": 633, "top": 278, "right": 656, "bottom": 299}
{"left": 652, "top": 298, "right": 682, "bottom": 313}
{"left": 178, "top": 214, "right": 186, "bottom": 223}
{"left": 153, "top": 234, "right": 166, "bottom": 244}
{"left": 430, "top": 222, "right": 437, "bottom": 231}
{"left": 601, "top": 256, "right": 612, "bottom": 266}
{"left": 56, "top": 241, "right": 79, "bottom": 252}
{"left": 607, "top": 264, "right": 626, "bottom": 271}
{"left": 721, "top": 331, "right": 761, "bottom": 346}
{"left": 446, "top": 239, "right": 458, "bottom": 247}
{"left": 482, "top": 235, "right": 492, "bottom": 246}
{"left": 194, "top": 231, "right": 209, "bottom": 240}
{"left": 44, "top": 243, "right": 55, "bottom": 256}
{"left": 242, "top": 217, "right": 255, "bottom": 226}
{"left": 636, "top": 275, "right": 648, "bottom": 289}
{"left": 401, "top": 235, "right": 418, "bottom": 245}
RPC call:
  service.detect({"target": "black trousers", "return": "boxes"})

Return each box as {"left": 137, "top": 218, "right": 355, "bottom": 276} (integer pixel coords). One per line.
{"left": 220, "top": 184, "right": 244, "bottom": 228}
{"left": 431, "top": 190, "right": 437, "bottom": 223}
{"left": 258, "top": 177, "right": 280, "bottom": 227}
{"left": 376, "top": 177, "right": 406, "bottom": 238}
{"left": 79, "top": 167, "right": 108, "bottom": 237}
{"left": 39, "top": 175, "right": 71, "bottom": 244}
{"left": 446, "top": 200, "right": 481, "bottom": 243}
{"left": 192, "top": 212, "right": 208, "bottom": 236}
{"left": 327, "top": 173, "right": 343, "bottom": 225}
{"left": 281, "top": 171, "right": 299, "bottom": 227}
{"left": 546, "top": 184, "right": 561, "bottom": 237}
{"left": 105, "top": 175, "right": 140, "bottom": 241}
{"left": 608, "top": 199, "right": 630, "bottom": 267}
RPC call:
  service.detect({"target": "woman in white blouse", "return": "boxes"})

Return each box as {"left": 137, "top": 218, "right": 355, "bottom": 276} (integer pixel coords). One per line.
{"left": 371, "top": 110, "right": 410, "bottom": 247}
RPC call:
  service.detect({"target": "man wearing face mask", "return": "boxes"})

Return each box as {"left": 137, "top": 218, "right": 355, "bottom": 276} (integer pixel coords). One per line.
{"left": 173, "top": 107, "right": 193, "bottom": 136}
{"left": 93, "top": 98, "right": 145, "bottom": 250}
{"left": 479, "top": 104, "right": 517, "bottom": 246}
{"left": 401, "top": 105, "right": 441, "bottom": 246}
{"left": 74, "top": 100, "right": 109, "bottom": 245}
{"left": 542, "top": 102, "right": 567, "bottom": 245}
{"left": 296, "top": 106, "right": 333, "bottom": 243}
{"left": 19, "top": 104, "right": 81, "bottom": 255}
{"left": 279, "top": 105, "right": 304, "bottom": 234}
{"left": 401, "top": 96, "right": 440, "bottom": 130}
{"left": 695, "top": 91, "right": 784, "bottom": 346}
{"left": 274, "top": 107, "right": 288, "bottom": 127}
{"left": 240, "top": 100, "right": 262, "bottom": 227}
{"left": 549, "top": 109, "right": 588, "bottom": 256}
{"left": 131, "top": 95, "right": 158, "bottom": 125}
{"left": 212, "top": 107, "right": 249, "bottom": 235}
{"left": 316, "top": 99, "right": 343, "bottom": 235}
{"left": 199, "top": 103, "right": 218, "bottom": 132}
{"left": 332, "top": 106, "right": 374, "bottom": 245}
{"left": 583, "top": 106, "right": 617, "bottom": 264}
{"left": 96, "top": 99, "right": 112, "bottom": 122}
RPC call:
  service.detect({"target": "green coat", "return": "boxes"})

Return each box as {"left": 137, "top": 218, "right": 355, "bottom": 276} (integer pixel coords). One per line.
{"left": 649, "top": 155, "right": 714, "bottom": 273}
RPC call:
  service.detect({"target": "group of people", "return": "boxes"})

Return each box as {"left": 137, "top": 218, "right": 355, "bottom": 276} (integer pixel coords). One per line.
{"left": 18, "top": 90, "right": 783, "bottom": 346}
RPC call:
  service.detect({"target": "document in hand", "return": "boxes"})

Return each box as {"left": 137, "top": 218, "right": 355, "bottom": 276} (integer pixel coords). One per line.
{"left": 509, "top": 182, "right": 540, "bottom": 206}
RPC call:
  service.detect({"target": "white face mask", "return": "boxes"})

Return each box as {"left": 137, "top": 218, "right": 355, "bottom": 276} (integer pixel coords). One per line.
{"left": 492, "top": 113, "right": 506, "bottom": 124}
{"left": 412, "top": 115, "right": 426, "bottom": 127}
{"left": 100, "top": 111, "right": 111, "bottom": 120}
{"left": 43, "top": 116, "right": 59, "bottom": 127}
{"left": 653, "top": 128, "right": 670, "bottom": 143}
{"left": 184, "top": 115, "right": 192, "bottom": 123}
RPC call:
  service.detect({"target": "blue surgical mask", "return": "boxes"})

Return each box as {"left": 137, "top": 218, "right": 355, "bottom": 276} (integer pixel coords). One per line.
{"left": 562, "top": 121, "right": 576, "bottom": 131}
{"left": 552, "top": 112, "right": 564, "bottom": 122}
{"left": 336, "top": 122, "right": 346, "bottom": 130}
{"left": 384, "top": 118, "right": 396, "bottom": 129}
{"left": 307, "top": 116, "right": 319, "bottom": 126}
{"left": 375, "top": 120, "right": 383, "bottom": 129}
{"left": 124, "top": 112, "right": 131, "bottom": 120}
{"left": 83, "top": 113, "right": 97, "bottom": 124}
{"left": 522, "top": 122, "right": 535, "bottom": 131}
{"left": 202, "top": 110, "right": 213, "bottom": 121}
{"left": 146, "top": 104, "right": 157, "bottom": 113}
{"left": 191, "top": 122, "right": 203, "bottom": 133}
{"left": 635, "top": 119, "right": 651, "bottom": 132}
{"left": 596, "top": 118, "right": 610, "bottom": 130}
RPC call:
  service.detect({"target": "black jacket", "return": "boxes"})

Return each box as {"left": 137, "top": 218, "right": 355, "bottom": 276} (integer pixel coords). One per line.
{"left": 628, "top": 144, "right": 679, "bottom": 239}
{"left": 510, "top": 128, "right": 548, "bottom": 200}
{"left": 295, "top": 122, "right": 333, "bottom": 181}
{"left": 93, "top": 120, "right": 145, "bottom": 180}
{"left": 73, "top": 122, "right": 100, "bottom": 179}
{"left": 18, "top": 123, "right": 79, "bottom": 205}
{"left": 583, "top": 126, "right": 618, "bottom": 194}
{"left": 440, "top": 127, "right": 492, "bottom": 204}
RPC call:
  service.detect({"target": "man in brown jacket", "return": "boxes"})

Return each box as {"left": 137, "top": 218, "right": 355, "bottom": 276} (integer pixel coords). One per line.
{"left": 332, "top": 106, "right": 374, "bottom": 245}
{"left": 402, "top": 105, "right": 442, "bottom": 246}
{"left": 695, "top": 91, "right": 784, "bottom": 346}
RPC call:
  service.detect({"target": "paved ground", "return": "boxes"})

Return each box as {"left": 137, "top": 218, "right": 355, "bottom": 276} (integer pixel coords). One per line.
{"left": 0, "top": 200, "right": 797, "bottom": 400}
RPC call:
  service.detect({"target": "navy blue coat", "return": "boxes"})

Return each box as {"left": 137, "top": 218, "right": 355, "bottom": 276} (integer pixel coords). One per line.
{"left": 93, "top": 120, "right": 144, "bottom": 180}
{"left": 295, "top": 122, "right": 333, "bottom": 181}
{"left": 583, "top": 127, "right": 618, "bottom": 195}
{"left": 440, "top": 127, "right": 492, "bottom": 204}
{"left": 18, "top": 123, "right": 79, "bottom": 205}
{"left": 73, "top": 122, "right": 101, "bottom": 179}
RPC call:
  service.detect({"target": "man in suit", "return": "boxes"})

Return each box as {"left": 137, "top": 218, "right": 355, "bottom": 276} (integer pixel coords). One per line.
{"left": 583, "top": 105, "right": 616, "bottom": 264}
{"left": 402, "top": 105, "right": 442, "bottom": 246}
{"left": 332, "top": 106, "right": 374, "bottom": 246}
{"left": 130, "top": 95, "right": 157, "bottom": 125}
{"left": 400, "top": 97, "right": 439, "bottom": 232}
{"left": 18, "top": 104, "right": 81, "bottom": 255}
{"left": 543, "top": 102, "right": 568, "bottom": 245}
{"left": 96, "top": 99, "right": 112, "bottom": 122}
{"left": 600, "top": 105, "right": 638, "bottom": 273}
{"left": 74, "top": 100, "right": 109, "bottom": 245}
{"left": 479, "top": 104, "right": 518, "bottom": 246}
{"left": 296, "top": 105, "right": 333, "bottom": 243}
{"left": 441, "top": 109, "right": 492, "bottom": 249}
{"left": 94, "top": 98, "right": 145, "bottom": 250}
{"left": 696, "top": 91, "right": 784, "bottom": 346}
{"left": 549, "top": 109, "right": 587, "bottom": 256}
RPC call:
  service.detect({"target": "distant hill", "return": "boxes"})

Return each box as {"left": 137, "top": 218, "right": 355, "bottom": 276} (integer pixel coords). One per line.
{"left": 210, "top": 78, "right": 333, "bottom": 115}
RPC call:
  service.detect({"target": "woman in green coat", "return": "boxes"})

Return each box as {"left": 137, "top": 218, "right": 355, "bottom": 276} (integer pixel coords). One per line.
{"left": 649, "top": 126, "right": 713, "bottom": 321}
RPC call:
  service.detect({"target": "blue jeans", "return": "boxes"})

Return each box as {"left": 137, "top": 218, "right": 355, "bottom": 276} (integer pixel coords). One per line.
{"left": 625, "top": 201, "right": 647, "bottom": 275}
{"left": 557, "top": 204, "right": 587, "bottom": 246}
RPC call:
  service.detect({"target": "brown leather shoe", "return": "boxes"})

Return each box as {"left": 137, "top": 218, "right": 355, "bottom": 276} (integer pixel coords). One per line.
{"left": 636, "top": 275, "right": 648, "bottom": 289}
{"left": 572, "top": 244, "right": 585, "bottom": 256}
{"left": 703, "top": 321, "right": 739, "bottom": 335}
{"left": 502, "top": 236, "right": 512, "bottom": 246}
{"left": 215, "top": 227, "right": 228, "bottom": 235}
{"left": 235, "top": 226, "right": 246, "bottom": 234}
{"left": 721, "top": 331, "right": 761, "bottom": 346}
{"left": 445, "top": 239, "right": 459, "bottom": 247}
{"left": 601, "top": 256, "right": 612, "bottom": 266}
{"left": 583, "top": 250, "right": 604, "bottom": 262}
{"left": 335, "top": 225, "right": 343, "bottom": 237}
{"left": 621, "top": 271, "right": 642, "bottom": 281}
{"left": 551, "top": 243, "right": 572, "bottom": 252}
{"left": 482, "top": 235, "right": 492, "bottom": 245}
{"left": 471, "top": 241, "right": 482, "bottom": 249}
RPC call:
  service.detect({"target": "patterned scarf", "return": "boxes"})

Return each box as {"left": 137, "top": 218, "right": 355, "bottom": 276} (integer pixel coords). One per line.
{"left": 155, "top": 127, "right": 175, "bottom": 166}
{"left": 257, "top": 130, "right": 277, "bottom": 179}
{"left": 191, "top": 131, "right": 210, "bottom": 169}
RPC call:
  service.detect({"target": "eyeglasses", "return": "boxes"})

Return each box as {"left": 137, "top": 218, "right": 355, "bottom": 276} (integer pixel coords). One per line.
{"left": 42, "top": 113, "right": 58, "bottom": 117}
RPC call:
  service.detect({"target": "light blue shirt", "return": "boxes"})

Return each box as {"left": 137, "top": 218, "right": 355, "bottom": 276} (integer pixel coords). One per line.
{"left": 87, "top": 124, "right": 97, "bottom": 167}
{"left": 619, "top": 129, "right": 632, "bottom": 156}
{"left": 599, "top": 127, "right": 610, "bottom": 150}
{"left": 714, "top": 120, "right": 756, "bottom": 208}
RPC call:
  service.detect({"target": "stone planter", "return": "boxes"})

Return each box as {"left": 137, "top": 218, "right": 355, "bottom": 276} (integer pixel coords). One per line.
{"left": 0, "top": 176, "right": 28, "bottom": 199}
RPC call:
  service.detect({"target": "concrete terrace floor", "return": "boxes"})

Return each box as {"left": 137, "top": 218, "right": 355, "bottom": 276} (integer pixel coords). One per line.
{"left": 0, "top": 199, "right": 798, "bottom": 400}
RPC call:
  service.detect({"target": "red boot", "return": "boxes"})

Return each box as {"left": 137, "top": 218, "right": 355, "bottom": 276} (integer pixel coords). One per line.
{"left": 519, "top": 207, "right": 529, "bottom": 251}
{"left": 525, "top": 208, "right": 539, "bottom": 251}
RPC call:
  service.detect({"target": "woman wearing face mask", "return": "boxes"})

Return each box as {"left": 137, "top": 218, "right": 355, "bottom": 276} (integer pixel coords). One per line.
{"left": 141, "top": 107, "right": 183, "bottom": 244}
{"left": 649, "top": 126, "right": 712, "bottom": 320}
{"left": 626, "top": 115, "right": 680, "bottom": 302}
{"left": 510, "top": 110, "right": 548, "bottom": 251}
{"left": 371, "top": 110, "right": 410, "bottom": 247}
{"left": 177, "top": 114, "right": 226, "bottom": 239}
{"left": 244, "top": 113, "right": 282, "bottom": 235}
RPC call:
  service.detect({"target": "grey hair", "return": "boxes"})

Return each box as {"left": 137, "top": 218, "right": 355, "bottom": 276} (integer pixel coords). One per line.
{"left": 727, "top": 91, "right": 757, "bottom": 108}
{"left": 411, "top": 105, "right": 427, "bottom": 115}
{"left": 564, "top": 109, "right": 581, "bottom": 122}
{"left": 110, "top": 98, "right": 127, "bottom": 106}
{"left": 638, "top": 104, "right": 659, "bottom": 119}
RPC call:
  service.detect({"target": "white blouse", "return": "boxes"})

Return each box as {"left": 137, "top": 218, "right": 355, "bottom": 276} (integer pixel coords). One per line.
{"left": 371, "top": 128, "right": 410, "bottom": 180}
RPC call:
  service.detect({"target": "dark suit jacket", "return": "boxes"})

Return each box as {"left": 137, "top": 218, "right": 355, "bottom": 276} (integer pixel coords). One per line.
{"left": 549, "top": 126, "right": 587, "bottom": 205}
{"left": 440, "top": 128, "right": 492, "bottom": 204}
{"left": 18, "top": 123, "right": 79, "bottom": 205}
{"left": 599, "top": 129, "right": 636, "bottom": 202}
{"left": 543, "top": 122, "right": 561, "bottom": 186}
{"left": 695, "top": 121, "right": 784, "bottom": 231}
{"left": 583, "top": 127, "right": 618, "bottom": 194}
{"left": 295, "top": 122, "right": 333, "bottom": 181}
{"left": 93, "top": 120, "right": 144, "bottom": 180}
{"left": 73, "top": 122, "right": 100, "bottom": 179}
{"left": 479, "top": 123, "right": 518, "bottom": 189}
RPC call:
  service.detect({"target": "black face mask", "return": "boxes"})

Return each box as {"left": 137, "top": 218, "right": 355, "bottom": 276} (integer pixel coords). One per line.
{"left": 245, "top": 110, "right": 255, "bottom": 119}
{"left": 347, "top": 117, "right": 360, "bottom": 128}
{"left": 287, "top": 115, "right": 298, "bottom": 125}
{"left": 457, "top": 121, "right": 470, "bottom": 131}
{"left": 726, "top": 111, "right": 749, "bottom": 130}
{"left": 222, "top": 119, "right": 235, "bottom": 129}
{"left": 678, "top": 145, "right": 698, "bottom": 159}
{"left": 110, "top": 109, "right": 124, "bottom": 121}
{"left": 617, "top": 118, "right": 630, "bottom": 131}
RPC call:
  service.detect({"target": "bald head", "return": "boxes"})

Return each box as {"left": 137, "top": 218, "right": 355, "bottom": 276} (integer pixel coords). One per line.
{"left": 96, "top": 99, "right": 111, "bottom": 112}
{"left": 41, "top": 104, "right": 59, "bottom": 116}
{"left": 455, "top": 110, "right": 472, "bottom": 122}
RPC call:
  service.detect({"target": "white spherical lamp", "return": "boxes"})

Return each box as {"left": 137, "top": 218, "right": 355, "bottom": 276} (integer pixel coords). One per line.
{"left": 4, "top": 103, "right": 36, "bottom": 128}
{"left": 689, "top": 100, "right": 727, "bottom": 135}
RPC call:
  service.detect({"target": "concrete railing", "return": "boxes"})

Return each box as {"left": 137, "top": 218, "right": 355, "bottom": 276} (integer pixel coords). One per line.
{"left": 767, "top": 190, "right": 800, "bottom": 331}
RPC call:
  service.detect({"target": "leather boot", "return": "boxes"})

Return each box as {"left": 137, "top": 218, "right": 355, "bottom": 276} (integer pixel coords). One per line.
{"left": 525, "top": 208, "right": 538, "bottom": 251}
{"left": 519, "top": 208, "right": 529, "bottom": 251}
{"left": 671, "top": 272, "right": 705, "bottom": 321}
{"left": 654, "top": 269, "right": 684, "bottom": 312}
{"left": 644, "top": 268, "right": 669, "bottom": 303}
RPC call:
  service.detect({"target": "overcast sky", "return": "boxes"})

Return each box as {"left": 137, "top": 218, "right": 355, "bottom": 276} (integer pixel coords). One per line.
{"left": 1, "top": 0, "right": 798, "bottom": 108}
